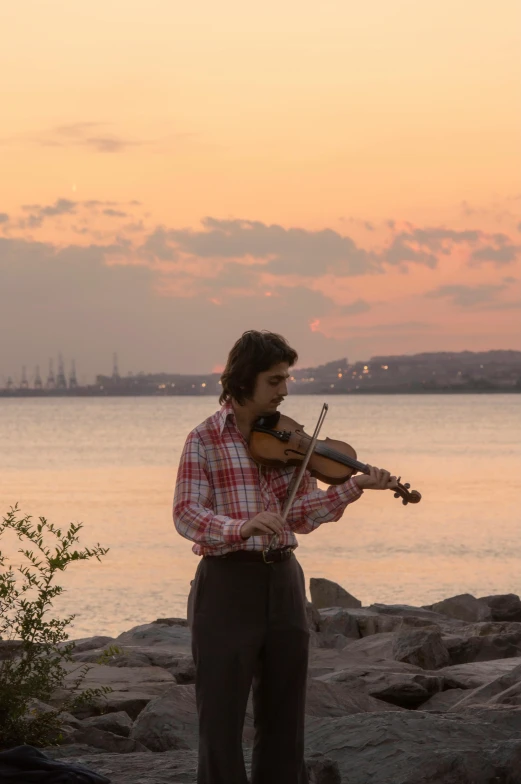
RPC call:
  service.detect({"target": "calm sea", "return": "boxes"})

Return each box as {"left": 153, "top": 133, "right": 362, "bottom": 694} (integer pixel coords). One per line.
{"left": 1, "top": 395, "right": 520, "bottom": 638}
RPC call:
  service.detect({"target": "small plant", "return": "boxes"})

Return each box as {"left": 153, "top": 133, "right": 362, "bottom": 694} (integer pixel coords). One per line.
{"left": 0, "top": 504, "right": 112, "bottom": 748}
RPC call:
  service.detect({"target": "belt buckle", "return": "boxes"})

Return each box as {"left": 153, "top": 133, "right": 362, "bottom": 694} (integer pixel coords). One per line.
{"left": 262, "top": 548, "right": 275, "bottom": 564}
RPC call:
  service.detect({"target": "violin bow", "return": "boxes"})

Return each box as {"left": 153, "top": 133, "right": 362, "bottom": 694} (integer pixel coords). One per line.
{"left": 265, "top": 402, "right": 329, "bottom": 554}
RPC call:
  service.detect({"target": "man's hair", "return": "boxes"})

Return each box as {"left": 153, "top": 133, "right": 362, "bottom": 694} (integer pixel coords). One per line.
{"left": 219, "top": 330, "right": 298, "bottom": 405}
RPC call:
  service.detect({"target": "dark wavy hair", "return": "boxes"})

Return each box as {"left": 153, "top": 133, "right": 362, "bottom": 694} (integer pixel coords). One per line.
{"left": 219, "top": 330, "right": 298, "bottom": 405}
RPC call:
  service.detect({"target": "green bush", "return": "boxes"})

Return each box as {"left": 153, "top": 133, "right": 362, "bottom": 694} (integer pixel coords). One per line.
{"left": 0, "top": 504, "right": 113, "bottom": 748}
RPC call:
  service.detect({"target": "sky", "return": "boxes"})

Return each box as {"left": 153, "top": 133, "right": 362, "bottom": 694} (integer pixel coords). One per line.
{"left": 1, "top": 0, "right": 520, "bottom": 384}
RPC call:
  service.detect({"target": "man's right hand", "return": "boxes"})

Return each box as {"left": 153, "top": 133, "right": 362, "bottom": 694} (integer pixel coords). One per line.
{"left": 240, "top": 512, "right": 286, "bottom": 540}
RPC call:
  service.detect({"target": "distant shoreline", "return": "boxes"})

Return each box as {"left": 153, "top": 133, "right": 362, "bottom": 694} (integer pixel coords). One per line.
{"left": 1, "top": 388, "right": 520, "bottom": 399}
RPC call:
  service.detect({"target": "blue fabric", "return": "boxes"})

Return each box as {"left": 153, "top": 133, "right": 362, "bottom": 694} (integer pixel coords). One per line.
{"left": 0, "top": 745, "right": 111, "bottom": 783}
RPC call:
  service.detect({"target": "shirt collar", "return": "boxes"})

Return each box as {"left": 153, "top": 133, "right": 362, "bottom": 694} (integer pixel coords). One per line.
{"left": 217, "top": 400, "right": 236, "bottom": 434}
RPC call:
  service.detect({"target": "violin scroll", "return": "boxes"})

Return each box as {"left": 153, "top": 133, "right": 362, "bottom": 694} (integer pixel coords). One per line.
{"left": 393, "top": 479, "right": 422, "bottom": 505}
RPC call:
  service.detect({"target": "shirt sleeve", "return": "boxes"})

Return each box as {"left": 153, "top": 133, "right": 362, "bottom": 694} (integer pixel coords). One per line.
{"left": 284, "top": 471, "right": 363, "bottom": 534}
{"left": 173, "top": 432, "right": 248, "bottom": 546}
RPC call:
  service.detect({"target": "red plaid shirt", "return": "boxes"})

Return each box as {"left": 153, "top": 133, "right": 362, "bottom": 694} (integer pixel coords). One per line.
{"left": 173, "top": 402, "right": 363, "bottom": 556}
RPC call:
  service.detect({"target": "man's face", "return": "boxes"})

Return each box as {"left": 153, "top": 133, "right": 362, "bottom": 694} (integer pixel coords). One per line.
{"left": 251, "top": 362, "right": 290, "bottom": 414}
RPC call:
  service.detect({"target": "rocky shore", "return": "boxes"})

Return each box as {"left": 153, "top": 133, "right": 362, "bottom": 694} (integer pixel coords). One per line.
{"left": 30, "top": 579, "right": 521, "bottom": 783}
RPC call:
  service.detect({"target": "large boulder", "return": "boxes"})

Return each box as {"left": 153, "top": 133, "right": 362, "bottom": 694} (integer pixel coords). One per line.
{"left": 444, "top": 630, "right": 521, "bottom": 665}
{"left": 418, "top": 688, "right": 467, "bottom": 712}
{"left": 305, "top": 677, "right": 403, "bottom": 716}
{"left": 69, "top": 725, "right": 149, "bottom": 753}
{"left": 430, "top": 594, "right": 491, "bottom": 623}
{"left": 392, "top": 628, "right": 450, "bottom": 670}
{"left": 438, "top": 657, "right": 521, "bottom": 689}
{"left": 449, "top": 662, "right": 521, "bottom": 710}
{"left": 62, "top": 636, "right": 116, "bottom": 654}
{"left": 364, "top": 672, "right": 445, "bottom": 709}
{"left": 82, "top": 711, "right": 133, "bottom": 737}
{"left": 310, "top": 578, "right": 362, "bottom": 610}
{"left": 344, "top": 608, "right": 435, "bottom": 637}
{"left": 115, "top": 622, "right": 192, "bottom": 654}
{"left": 317, "top": 608, "right": 360, "bottom": 640}
{"left": 305, "top": 711, "right": 521, "bottom": 783}
{"left": 52, "top": 662, "right": 176, "bottom": 719}
{"left": 45, "top": 748, "right": 340, "bottom": 783}
{"left": 129, "top": 684, "right": 201, "bottom": 751}
{"left": 478, "top": 594, "right": 521, "bottom": 623}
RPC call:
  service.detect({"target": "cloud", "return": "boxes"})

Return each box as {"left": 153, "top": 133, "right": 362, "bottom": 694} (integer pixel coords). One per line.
{"left": 384, "top": 227, "right": 485, "bottom": 269}
{"left": 0, "top": 213, "right": 9, "bottom": 223}
{"left": 47, "top": 122, "right": 143, "bottom": 153}
{"left": 137, "top": 227, "right": 178, "bottom": 262}
{"left": 165, "top": 218, "right": 517, "bottom": 278}
{"left": 424, "top": 283, "right": 510, "bottom": 308}
{"left": 338, "top": 299, "right": 371, "bottom": 315}
{"left": 168, "top": 217, "right": 381, "bottom": 277}
{"left": 19, "top": 198, "right": 77, "bottom": 228}
{"left": 0, "top": 235, "right": 347, "bottom": 379}
{"left": 2, "top": 122, "right": 143, "bottom": 154}
{"left": 102, "top": 209, "right": 128, "bottom": 218}
{"left": 15, "top": 198, "right": 140, "bottom": 229}
{"left": 469, "top": 244, "right": 521, "bottom": 265}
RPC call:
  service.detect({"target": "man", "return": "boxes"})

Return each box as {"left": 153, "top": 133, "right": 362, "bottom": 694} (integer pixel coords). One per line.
{"left": 173, "top": 330, "right": 398, "bottom": 784}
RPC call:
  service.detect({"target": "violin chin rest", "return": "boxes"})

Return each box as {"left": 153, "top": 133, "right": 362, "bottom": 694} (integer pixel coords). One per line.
{"left": 255, "top": 412, "right": 281, "bottom": 429}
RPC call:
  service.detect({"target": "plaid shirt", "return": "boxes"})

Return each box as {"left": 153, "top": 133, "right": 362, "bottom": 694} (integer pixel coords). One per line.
{"left": 173, "top": 401, "right": 363, "bottom": 556}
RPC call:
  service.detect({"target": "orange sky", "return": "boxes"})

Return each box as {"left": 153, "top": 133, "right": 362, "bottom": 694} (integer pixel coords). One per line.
{"left": 1, "top": 0, "right": 520, "bottom": 381}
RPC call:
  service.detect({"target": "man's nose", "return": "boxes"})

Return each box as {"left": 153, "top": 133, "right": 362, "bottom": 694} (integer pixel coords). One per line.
{"left": 279, "top": 380, "right": 288, "bottom": 397}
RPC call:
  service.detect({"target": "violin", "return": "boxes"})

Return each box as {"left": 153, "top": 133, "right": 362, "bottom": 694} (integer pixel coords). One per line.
{"left": 249, "top": 410, "right": 421, "bottom": 506}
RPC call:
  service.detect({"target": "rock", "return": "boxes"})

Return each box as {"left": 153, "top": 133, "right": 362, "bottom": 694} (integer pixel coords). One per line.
{"left": 392, "top": 628, "right": 450, "bottom": 670}
{"left": 152, "top": 617, "right": 188, "bottom": 627}
{"left": 53, "top": 661, "right": 176, "bottom": 720}
{"left": 310, "top": 578, "right": 362, "bottom": 610}
{"left": 116, "top": 622, "right": 192, "bottom": 655}
{"left": 341, "top": 632, "right": 395, "bottom": 661}
{"left": 65, "top": 636, "right": 117, "bottom": 654}
{"left": 317, "top": 659, "right": 425, "bottom": 684}
{"left": 82, "top": 711, "right": 133, "bottom": 737}
{"left": 449, "top": 662, "right": 521, "bottom": 710}
{"left": 430, "top": 594, "right": 491, "bottom": 623}
{"left": 457, "top": 621, "right": 521, "bottom": 637}
{"left": 369, "top": 603, "right": 452, "bottom": 623}
{"left": 457, "top": 704, "right": 521, "bottom": 733}
{"left": 70, "top": 725, "right": 150, "bottom": 753}
{"left": 343, "top": 608, "right": 434, "bottom": 637}
{"left": 317, "top": 608, "right": 360, "bottom": 640}
{"left": 418, "top": 688, "right": 467, "bottom": 712}
{"left": 306, "top": 600, "right": 321, "bottom": 631}
{"left": 438, "top": 657, "right": 521, "bottom": 689}
{"left": 45, "top": 748, "right": 341, "bottom": 783}
{"left": 24, "top": 698, "right": 82, "bottom": 728}
{"left": 0, "top": 639, "right": 23, "bottom": 660}
{"left": 306, "top": 751, "right": 341, "bottom": 784}
{"left": 305, "top": 711, "right": 521, "bottom": 783}
{"left": 402, "top": 633, "right": 443, "bottom": 676}
{"left": 72, "top": 646, "right": 196, "bottom": 684}
{"left": 478, "top": 593, "right": 521, "bottom": 623}
{"left": 444, "top": 630, "right": 521, "bottom": 665}
{"left": 129, "top": 684, "right": 221, "bottom": 751}
{"left": 310, "top": 632, "right": 355, "bottom": 650}
{"left": 364, "top": 672, "right": 445, "bottom": 709}
{"left": 305, "top": 678, "right": 403, "bottom": 716}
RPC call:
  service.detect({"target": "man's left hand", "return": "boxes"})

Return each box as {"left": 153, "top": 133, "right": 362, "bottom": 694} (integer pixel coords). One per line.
{"left": 352, "top": 465, "right": 399, "bottom": 491}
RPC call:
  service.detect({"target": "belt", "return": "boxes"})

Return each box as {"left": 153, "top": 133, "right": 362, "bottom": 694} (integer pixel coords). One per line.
{"left": 204, "top": 547, "right": 295, "bottom": 564}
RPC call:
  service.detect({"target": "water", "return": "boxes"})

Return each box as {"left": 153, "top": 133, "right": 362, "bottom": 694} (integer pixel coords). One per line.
{"left": 1, "top": 395, "right": 520, "bottom": 638}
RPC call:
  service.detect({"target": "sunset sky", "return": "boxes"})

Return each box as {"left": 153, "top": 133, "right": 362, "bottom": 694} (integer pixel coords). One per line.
{"left": 1, "top": 0, "right": 520, "bottom": 384}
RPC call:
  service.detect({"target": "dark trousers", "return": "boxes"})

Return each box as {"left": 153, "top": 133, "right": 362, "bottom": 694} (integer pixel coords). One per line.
{"left": 189, "top": 553, "right": 310, "bottom": 784}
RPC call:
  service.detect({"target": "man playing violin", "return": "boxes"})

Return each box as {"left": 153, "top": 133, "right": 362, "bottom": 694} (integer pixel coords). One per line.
{"left": 173, "top": 329, "right": 399, "bottom": 784}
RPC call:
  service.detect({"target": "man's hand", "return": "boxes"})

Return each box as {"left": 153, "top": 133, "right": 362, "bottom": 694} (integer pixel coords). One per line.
{"left": 352, "top": 465, "right": 399, "bottom": 491}
{"left": 240, "top": 512, "right": 285, "bottom": 540}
